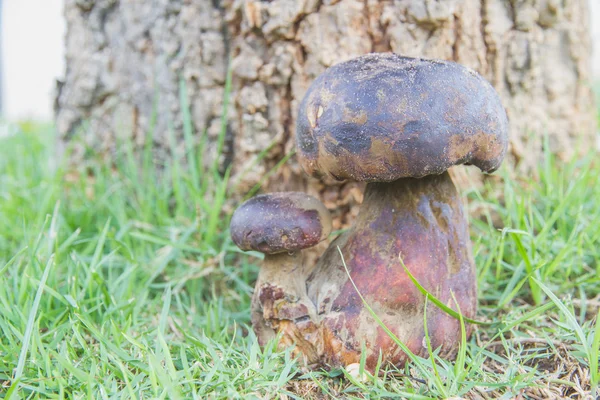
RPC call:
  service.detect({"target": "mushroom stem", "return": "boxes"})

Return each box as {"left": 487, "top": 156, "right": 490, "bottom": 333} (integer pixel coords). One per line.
{"left": 252, "top": 252, "right": 320, "bottom": 363}
{"left": 304, "top": 171, "right": 477, "bottom": 369}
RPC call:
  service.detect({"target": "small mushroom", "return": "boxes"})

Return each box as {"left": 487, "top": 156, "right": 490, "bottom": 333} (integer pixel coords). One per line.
{"left": 290, "top": 53, "right": 509, "bottom": 370}
{"left": 230, "top": 192, "right": 332, "bottom": 363}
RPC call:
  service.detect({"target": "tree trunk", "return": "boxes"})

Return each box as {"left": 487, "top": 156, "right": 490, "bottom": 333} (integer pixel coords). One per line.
{"left": 56, "top": 0, "right": 595, "bottom": 228}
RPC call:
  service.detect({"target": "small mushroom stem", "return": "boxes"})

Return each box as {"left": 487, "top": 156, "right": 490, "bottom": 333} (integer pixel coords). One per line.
{"left": 251, "top": 252, "right": 320, "bottom": 363}
{"left": 303, "top": 171, "right": 477, "bottom": 369}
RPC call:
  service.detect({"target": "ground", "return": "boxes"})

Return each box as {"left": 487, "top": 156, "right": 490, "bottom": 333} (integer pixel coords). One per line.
{"left": 0, "top": 119, "right": 598, "bottom": 399}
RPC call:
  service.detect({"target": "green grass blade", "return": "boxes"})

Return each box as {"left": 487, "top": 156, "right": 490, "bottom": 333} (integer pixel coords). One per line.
{"left": 13, "top": 254, "right": 54, "bottom": 384}
{"left": 400, "top": 257, "right": 490, "bottom": 325}
{"left": 179, "top": 78, "right": 200, "bottom": 191}
{"left": 590, "top": 309, "right": 600, "bottom": 395}
{"left": 532, "top": 278, "right": 588, "bottom": 346}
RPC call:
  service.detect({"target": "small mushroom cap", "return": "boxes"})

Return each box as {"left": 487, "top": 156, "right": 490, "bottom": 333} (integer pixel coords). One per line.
{"left": 296, "top": 53, "right": 509, "bottom": 182}
{"left": 230, "top": 192, "right": 332, "bottom": 254}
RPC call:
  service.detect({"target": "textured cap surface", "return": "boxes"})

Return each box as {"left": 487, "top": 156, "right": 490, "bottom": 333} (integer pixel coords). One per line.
{"left": 296, "top": 53, "right": 509, "bottom": 181}
{"left": 230, "top": 192, "right": 332, "bottom": 254}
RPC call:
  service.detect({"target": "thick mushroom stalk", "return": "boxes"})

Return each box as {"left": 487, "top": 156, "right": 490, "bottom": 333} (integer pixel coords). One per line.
{"left": 291, "top": 53, "right": 509, "bottom": 370}
{"left": 306, "top": 172, "right": 476, "bottom": 368}
{"left": 229, "top": 192, "right": 332, "bottom": 363}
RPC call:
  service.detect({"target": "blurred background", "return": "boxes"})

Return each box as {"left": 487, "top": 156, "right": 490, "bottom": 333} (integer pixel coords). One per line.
{"left": 1, "top": 0, "right": 64, "bottom": 120}
{"left": 0, "top": 0, "right": 598, "bottom": 122}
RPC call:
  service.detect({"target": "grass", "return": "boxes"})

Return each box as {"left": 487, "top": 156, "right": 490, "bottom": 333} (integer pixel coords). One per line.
{"left": 0, "top": 114, "right": 598, "bottom": 399}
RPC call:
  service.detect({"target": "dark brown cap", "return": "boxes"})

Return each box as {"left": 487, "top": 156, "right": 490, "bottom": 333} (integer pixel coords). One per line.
{"left": 296, "top": 53, "right": 509, "bottom": 182}
{"left": 230, "top": 192, "right": 332, "bottom": 254}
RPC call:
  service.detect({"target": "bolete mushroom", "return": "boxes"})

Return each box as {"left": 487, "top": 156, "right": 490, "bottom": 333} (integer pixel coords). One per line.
{"left": 288, "top": 53, "right": 509, "bottom": 370}
{"left": 230, "top": 192, "right": 332, "bottom": 361}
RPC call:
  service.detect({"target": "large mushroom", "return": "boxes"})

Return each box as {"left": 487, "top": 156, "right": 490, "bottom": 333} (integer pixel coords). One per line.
{"left": 230, "top": 192, "right": 332, "bottom": 362}
{"left": 290, "top": 53, "right": 509, "bottom": 370}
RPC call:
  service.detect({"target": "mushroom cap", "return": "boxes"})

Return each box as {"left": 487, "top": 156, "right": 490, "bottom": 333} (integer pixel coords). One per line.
{"left": 230, "top": 192, "right": 332, "bottom": 254}
{"left": 296, "top": 53, "right": 509, "bottom": 182}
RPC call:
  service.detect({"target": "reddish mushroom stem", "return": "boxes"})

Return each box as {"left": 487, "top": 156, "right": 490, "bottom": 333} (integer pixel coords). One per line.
{"left": 298, "top": 171, "right": 477, "bottom": 369}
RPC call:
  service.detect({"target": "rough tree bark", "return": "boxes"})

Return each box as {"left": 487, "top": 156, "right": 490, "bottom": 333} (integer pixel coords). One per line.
{"left": 56, "top": 0, "right": 595, "bottom": 228}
